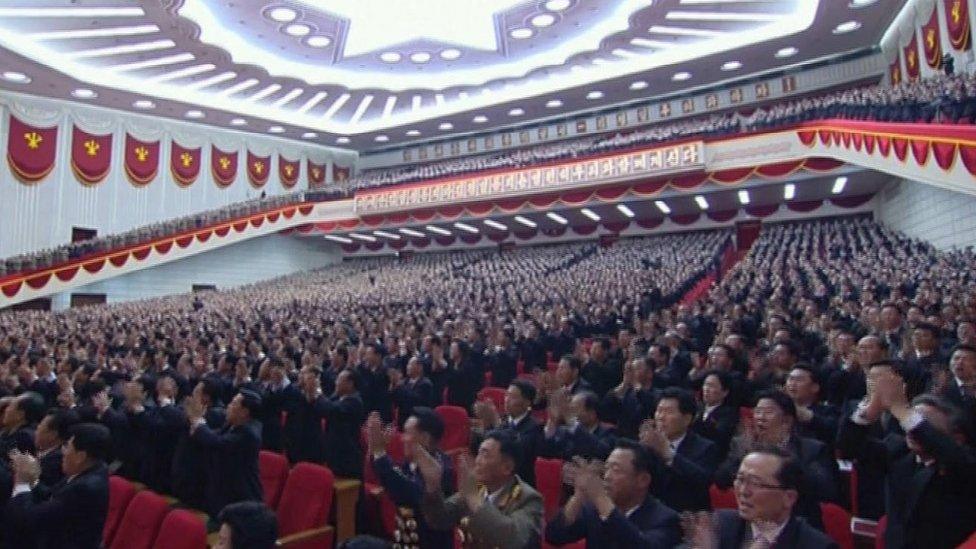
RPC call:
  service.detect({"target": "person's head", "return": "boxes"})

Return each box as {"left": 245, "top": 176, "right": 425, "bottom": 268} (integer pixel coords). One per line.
{"left": 403, "top": 407, "right": 444, "bottom": 458}
{"left": 215, "top": 501, "right": 278, "bottom": 549}
{"left": 880, "top": 303, "right": 902, "bottom": 331}
{"left": 784, "top": 364, "right": 821, "bottom": 406}
{"left": 752, "top": 390, "right": 795, "bottom": 444}
{"left": 950, "top": 344, "right": 976, "bottom": 386}
{"left": 334, "top": 369, "right": 357, "bottom": 396}
{"left": 654, "top": 388, "right": 696, "bottom": 440}
{"left": 957, "top": 320, "right": 976, "bottom": 344}
{"left": 632, "top": 356, "right": 655, "bottom": 387}
{"left": 865, "top": 360, "right": 909, "bottom": 397}
{"left": 226, "top": 389, "right": 262, "bottom": 427}
{"left": 35, "top": 408, "right": 79, "bottom": 452}
{"left": 299, "top": 365, "right": 322, "bottom": 393}
{"left": 406, "top": 356, "right": 423, "bottom": 379}
{"left": 702, "top": 370, "right": 732, "bottom": 407}
{"left": 734, "top": 447, "right": 801, "bottom": 524}
{"left": 62, "top": 423, "right": 111, "bottom": 477}
{"left": 555, "top": 354, "right": 581, "bottom": 387}
{"left": 194, "top": 377, "right": 222, "bottom": 408}
{"left": 911, "top": 322, "right": 940, "bottom": 353}
{"left": 906, "top": 395, "right": 966, "bottom": 459}
{"left": 330, "top": 345, "right": 348, "bottom": 367}
{"left": 364, "top": 343, "right": 383, "bottom": 366}
{"left": 3, "top": 391, "right": 45, "bottom": 430}
{"left": 769, "top": 342, "right": 798, "bottom": 370}
{"left": 590, "top": 338, "right": 609, "bottom": 362}
{"left": 603, "top": 439, "right": 653, "bottom": 509}
{"left": 857, "top": 335, "right": 888, "bottom": 366}
{"left": 707, "top": 344, "right": 735, "bottom": 370}
{"left": 569, "top": 391, "right": 601, "bottom": 429}
{"left": 505, "top": 380, "right": 536, "bottom": 418}
{"left": 647, "top": 343, "right": 671, "bottom": 367}
{"left": 474, "top": 431, "right": 520, "bottom": 490}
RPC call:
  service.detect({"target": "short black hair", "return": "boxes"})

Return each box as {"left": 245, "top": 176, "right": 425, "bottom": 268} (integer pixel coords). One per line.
{"left": 951, "top": 343, "right": 976, "bottom": 357}
{"left": 198, "top": 377, "right": 223, "bottom": 403}
{"left": 410, "top": 407, "right": 445, "bottom": 442}
{"left": 18, "top": 391, "right": 46, "bottom": 425}
{"left": 509, "top": 380, "right": 537, "bottom": 403}
{"left": 484, "top": 430, "right": 522, "bottom": 467}
{"left": 237, "top": 389, "right": 263, "bottom": 417}
{"left": 560, "top": 354, "right": 581, "bottom": 371}
{"left": 593, "top": 337, "right": 611, "bottom": 351}
{"left": 747, "top": 445, "right": 802, "bottom": 490}
{"left": 218, "top": 501, "right": 278, "bottom": 549}
{"left": 68, "top": 423, "right": 111, "bottom": 462}
{"left": 790, "top": 363, "right": 822, "bottom": 387}
{"left": 44, "top": 408, "right": 80, "bottom": 441}
{"left": 574, "top": 390, "right": 600, "bottom": 413}
{"left": 754, "top": 389, "right": 796, "bottom": 419}
{"left": 914, "top": 322, "right": 941, "bottom": 337}
{"left": 703, "top": 369, "right": 732, "bottom": 391}
{"left": 649, "top": 343, "right": 671, "bottom": 361}
{"left": 658, "top": 387, "right": 697, "bottom": 416}
{"left": 614, "top": 438, "right": 654, "bottom": 476}
{"left": 338, "top": 535, "right": 392, "bottom": 549}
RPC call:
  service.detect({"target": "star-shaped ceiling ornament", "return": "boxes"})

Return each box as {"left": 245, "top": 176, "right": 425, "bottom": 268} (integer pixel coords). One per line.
{"left": 297, "top": 0, "right": 527, "bottom": 58}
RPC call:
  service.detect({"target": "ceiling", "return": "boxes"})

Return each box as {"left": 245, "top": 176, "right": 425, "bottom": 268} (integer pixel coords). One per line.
{"left": 0, "top": 0, "right": 901, "bottom": 151}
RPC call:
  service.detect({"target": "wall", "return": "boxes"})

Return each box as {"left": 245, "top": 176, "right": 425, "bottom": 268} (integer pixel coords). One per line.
{"left": 876, "top": 178, "right": 976, "bottom": 249}
{"left": 48, "top": 234, "right": 341, "bottom": 309}
{"left": 0, "top": 91, "right": 358, "bottom": 258}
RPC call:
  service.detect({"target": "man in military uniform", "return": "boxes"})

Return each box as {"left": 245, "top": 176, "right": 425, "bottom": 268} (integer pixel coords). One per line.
{"left": 366, "top": 408, "right": 454, "bottom": 549}
{"left": 418, "top": 430, "right": 543, "bottom": 549}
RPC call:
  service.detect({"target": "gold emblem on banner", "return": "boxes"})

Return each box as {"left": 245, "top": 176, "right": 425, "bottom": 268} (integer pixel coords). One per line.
{"left": 24, "top": 132, "right": 42, "bottom": 150}
{"left": 219, "top": 156, "right": 231, "bottom": 170}
{"left": 84, "top": 139, "right": 100, "bottom": 157}
{"left": 135, "top": 146, "right": 149, "bottom": 162}
{"left": 952, "top": 0, "right": 961, "bottom": 24}
{"left": 181, "top": 152, "right": 194, "bottom": 168}
{"left": 312, "top": 167, "right": 321, "bottom": 179}
{"left": 284, "top": 164, "right": 294, "bottom": 177}
{"left": 253, "top": 161, "right": 264, "bottom": 174}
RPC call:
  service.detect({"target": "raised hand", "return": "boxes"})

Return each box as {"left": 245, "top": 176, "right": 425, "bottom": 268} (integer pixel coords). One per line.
{"left": 413, "top": 443, "right": 444, "bottom": 495}
{"left": 9, "top": 450, "right": 41, "bottom": 486}
{"left": 681, "top": 511, "right": 717, "bottom": 549}
{"left": 457, "top": 453, "right": 482, "bottom": 512}
{"left": 365, "top": 412, "right": 389, "bottom": 456}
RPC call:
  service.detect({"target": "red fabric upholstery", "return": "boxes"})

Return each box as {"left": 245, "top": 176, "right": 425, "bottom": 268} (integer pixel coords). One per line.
{"left": 534, "top": 458, "right": 563, "bottom": 521}
{"left": 709, "top": 484, "right": 737, "bottom": 510}
{"left": 875, "top": 516, "right": 887, "bottom": 549}
{"left": 362, "top": 429, "right": 405, "bottom": 538}
{"left": 277, "top": 462, "right": 336, "bottom": 549}
{"left": 150, "top": 509, "right": 207, "bottom": 549}
{"left": 738, "top": 407, "right": 754, "bottom": 432}
{"left": 104, "top": 475, "right": 137, "bottom": 547}
{"left": 956, "top": 530, "right": 976, "bottom": 548}
{"left": 435, "top": 405, "right": 470, "bottom": 453}
{"left": 820, "top": 502, "right": 854, "bottom": 549}
{"left": 259, "top": 450, "right": 290, "bottom": 509}
{"left": 477, "top": 387, "right": 506, "bottom": 412}
{"left": 110, "top": 490, "right": 170, "bottom": 549}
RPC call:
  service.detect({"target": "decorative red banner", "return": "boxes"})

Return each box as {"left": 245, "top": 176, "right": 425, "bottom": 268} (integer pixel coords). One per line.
{"left": 308, "top": 160, "right": 326, "bottom": 188}
{"left": 922, "top": 7, "right": 943, "bottom": 68}
{"left": 70, "top": 125, "right": 112, "bottom": 185}
{"left": 279, "top": 155, "right": 300, "bottom": 189}
{"left": 890, "top": 61, "right": 902, "bottom": 85}
{"left": 170, "top": 141, "right": 202, "bottom": 187}
{"left": 7, "top": 116, "right": 58, "bottom": 184}
{"left": 944, "top": 0, "right": 971, "bottom": 51}
{"left": 333, "top": 164, "right": 350, "bottom": 183}
{"left": 903, "top": 33, "right": 921, "bottom": 80}
{"left": 124, "top": 135, "right": 160, "bottom": 186}
{"left": 247, "top": 150, "right": 270, "bottom": 188}
{"left": 211, "top": 146, "right": 238, "bottom": 188}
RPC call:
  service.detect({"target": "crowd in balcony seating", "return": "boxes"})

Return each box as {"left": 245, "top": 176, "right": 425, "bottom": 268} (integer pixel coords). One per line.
{"left": 0, "top": 215, "right": 975, "bottom": 547}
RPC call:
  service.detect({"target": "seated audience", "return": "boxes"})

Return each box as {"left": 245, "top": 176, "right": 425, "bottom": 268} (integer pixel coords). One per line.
{"left": 214, "top": 501, "right": 279, "bottom": 549}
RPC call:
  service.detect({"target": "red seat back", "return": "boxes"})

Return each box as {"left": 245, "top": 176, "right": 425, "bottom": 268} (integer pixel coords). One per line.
{"left": 259, "top": 450, "right": 290, "bottom": 509}
{"left": 875, "top": 515, "right": 887, "bottom": 549}
{"left": 477, "top": 387, "right": 506, "bottom": 412}
{"left": 738, "top": 407, "right": 755, "bottom": 434}
{"left": 709, "top": 484, "right": 737, "bottom": 510}
{"left": 534, "top": 458, "right": 563, "bottom": 521}
{"left": 435, "top": 405, "right": 470, "bottom": 452}
{"left": 150, "top": 509, "right": 207, "bottom": 549}
{"left": 277, "top": 463, "right": 336, "bottom": 539}
{"left": 820, "top": 502, "right": 854, "bottom": 549}
{"left": 104, "top": 475, "right": 137, "bottom": 547}
{"left": 110, "top": 490, "right": 170, "bottom": 549}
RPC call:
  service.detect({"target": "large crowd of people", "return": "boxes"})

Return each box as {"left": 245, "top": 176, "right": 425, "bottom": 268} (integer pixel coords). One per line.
{"left": 0, "top": 214, "right": 975, "bottom": 548}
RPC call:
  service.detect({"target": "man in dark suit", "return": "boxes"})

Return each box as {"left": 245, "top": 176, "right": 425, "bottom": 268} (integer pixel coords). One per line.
{"left": 214, "top": 501, "right": 278, "bottom": 549}
{"left": 689, "top": 447, "right": 837, "bottom": 549}
{"left": 391, "top": 357, "right": 436, "bottom": 428}
{"left": 837, "top": 364, "right": 976, "bottom": 549}
{"left": 786, "top": 364, "right": 840, "bottom": 448}
{"left": 172, "top": 378, "right": 226, "bottom": 510}
{"left": 692, "top": 370, "right": 739, "bottom": 456}
{"left": 545, "top": 439, "right": 682, "bottom": 548}
{"left": 33, "top": 408, "right": 79, "bottom": 488}
{"left": 640, "top": 388, "right": 719, "bottom": 512}
{"left": 187, "top": 388, "right": 264, "bottom": 518}
{"left": 356, "top": 343, "right": 392, "bottom": 423}
{"left": 314, "top": 369, "right": 366, "bottom": 479}
{"left": 5, "top": 422, "right": 111, "bottom": 549}
{"left": 556, "top": 355, "right": 593, "bottom": 396}
{"left": 581, "top": 337, "right": 623, "bottom": 398}
{"left": 601, "top": 356, "right": 659, "bottom": 440}
{"left": 486, "top": 328, "right": 519, "bottom": 389}
{"left": 473, "top": 380, "right": 544, "bottom": 485}
{"left": 519, "top": 323, "right": 547, "bottom": 373}
{"left": 0, "top": 391, "right": 45, "bottom": 457}
{"left": 541, "top": 390, "right": 616, "bottom": 461}
{"left": 942, "top": 344, "right": 976, "bottom": 415}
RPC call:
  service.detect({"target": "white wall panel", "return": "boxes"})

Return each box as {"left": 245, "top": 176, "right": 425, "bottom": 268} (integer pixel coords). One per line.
{"left": 876, "top": 178, "right": 976, "bottom": 250}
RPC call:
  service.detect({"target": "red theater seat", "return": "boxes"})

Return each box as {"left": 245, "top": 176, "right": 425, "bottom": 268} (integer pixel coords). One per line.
{"left": 104, "top": 475, "right": 137, "bottom": 547}
{"left": 478, "top": 386, "right": 506, "bottom": 412}
{"left": 820, "top": 502, "right": 854, "bottom": 549}
{"left": 276, "top": 462, "right": 336, "bottom": 549}
{"left": 534, "top": 458, "right": 563, "bottom": 521}
{"left": 435, "top": 405, "right": 470, "bottom": 454}
{"left": 362, "top": 429, "right": 405, "bottom": 538}
{"left": 110, "top": 490, "right": 170, "bottom": 549}
{"left": 150, "top": 509, "right": 207, "bottom": 549}
{"left": 259, "top": 450, "right": 290, "bottom": 509}
{"left": 709, "top": 484, "right": 737, "bottom": 510}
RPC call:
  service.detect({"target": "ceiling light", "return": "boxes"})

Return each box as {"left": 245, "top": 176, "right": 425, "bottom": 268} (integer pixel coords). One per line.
{"left": 230, "top": 118, "right": 247, "bottom": 126}
{"left": 380, "top": 52, "right": 402, "bottom": 63}
{"left": 29, "top": 24, "right": 159, "bottom": 40}
{"left": 775, "top": 47, "right": 798, "bottom": 58}
{"left": 695, "top": 195, "right": 709, "bottom": 210}
{"left": 440, "top": 48, "right": 461, "bottom": 60}
{"left": 336, "top": 137, "right": 351, "bottom": 144}
{"left": 454, "top": 222, "right": 479, "bottom": 233}
{"left": 426, "top": 225, "right": 451, "bottom": 236}
{"left": 374, "top": 230, "right": 401, "bottom": 240}
{"left": 833, "top": 21, "right": 861, "bottom": 34}
{"left": 672, "top": 71, "right": 691, "bottom": 81}
{"left": 832, "top": 177, "right": 848, "bottom": 194}
{"left": 784, "top": 184, "right": 796, "bottom": 200}
{"left": 439, "top": 122, "right": 453, "bottom": 130}
{"left": 285, "top": 24, "right": 311, "bottom": 37}
{"left": 185, "top": 110, "right": 205, "bottom": 119}
{"left": 630, "top": 81, "right": 648, "bottom": 90}
{"left": 375, "top": 135, "right": 389, "bottom": 142}
{"left": 268, "top": 7, "right": 298, "bottom": 23}
{"left": 269, "top": 126, "right": 285, "bottom": 134}
{"left": 2, "top": 71, "right": 29, "bottom": 83}
{"left": 591, "top": 57, "right": 609, "bottom": 65}
{"left": 586, "top": 91, "right": 603, "bottom": 100}
{"left": 721, "top": 61, "right": 742, "bottom": 71}
{"left": 849, "top": 0, "right": 878, "bottom": 6}
{"left": 532, "top": 14, "right": 556, "bottom": 27}
{"left": 545, "top": 0, "right": 572, "bottom": 10}
{"left": 484, "top": 219, "right": 508, "bottom": 230}
{"left": 514, "top": 215, "right": 537, "bottom": 228}
{"left": 617, "top": 204, "right": 635, "bottom": 218}
{"left": 325, "top": 235, "right": 353, "bottom": 244}
{"left": 133, "top": 99, "right": 156, "bottom": 109}
{"left": 349, "top": 233, "right": 377, "bottom": 242}
{"left": 406, "top": 129, "right": 421, "bottom": 136}
{"left": 306, "top": 36, "right": 332, "bottom": 48}
{"left": 508, "top": 108, "right": 524, "bottom": 116}
{"left": 473, "top": 115, "right": 488, "bottom": 123}
{"left": 581, "top": 208, "right": 601, "bottom": 222}
{"left": 654, "top": 200, "right": 671, "bottom": 214}
{"left": 547, "top": 212, "right": 568, "bottom": 224}
{"left": 302, "top": 132, "right": 317, "bottom": 139}
{"left": 71, "top": 88, "right": 97, "bottom": 99}
{"left": 410, "top": 52, "right": 431, "bottom": 63}
{"left": 546, "top": 99, "right": 563, "bottom": 108}
{"left": 738, "top": 190, "right": 750, "bottom": 205}
{"left": 399, "top": 228, "right": 425, "bottom": 237}
{"left": 510, "top": 28, "right": 534, "bottom": 39}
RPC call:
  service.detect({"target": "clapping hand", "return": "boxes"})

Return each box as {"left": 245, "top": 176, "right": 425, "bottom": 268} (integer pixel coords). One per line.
{"left": 365, "top": 412, "right": 390, "bottom": 456}
{"left": 456, "top": 453, "right": 482, "bottom": 512}
{"left": 9, "top": 450, "right": 40, "bottom": 487}
{"left": 473, "top": 400, "right": 500, "bottom": 430}
{"left": 414, "top": 443, "right": 444, "bottom": 495}
{"left": 639, "top": 419, "right": 673, "bottom": 462}
{"left": 184, "top": 393, "right": 205, "bottom": 424}
{"left": 681, "top": 511, "right": 717, "bottom": 549}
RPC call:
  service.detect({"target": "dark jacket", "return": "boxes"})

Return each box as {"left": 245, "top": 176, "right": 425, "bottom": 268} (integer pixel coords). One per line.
{"left": 692, "top": 403, "right": 739, "bottom": 456}
{"left": 544, "top": 493, "right": 681, "bottom": 548}
{"left": 392, "top": 377, "right": 436, "bottom": 428}
{"left": 651, "top": 431, "right": 719, "bottom": 512}
{"left": 171, "top": 405, "right": 225, "bottom": 509}
{"left": 193, "top": 419, "right": 264, "bottom": 517}
{"left": 372, "top": 452, "right": 455, "bottom": 549}
{"left": 713, "top": 510, "right": 838, "bottom": 549}
{"left": 540, "top": 423, "right": 616, "bottom": 462}
{"left": 318, "top": 393, "right": 366, "bottom": 479}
